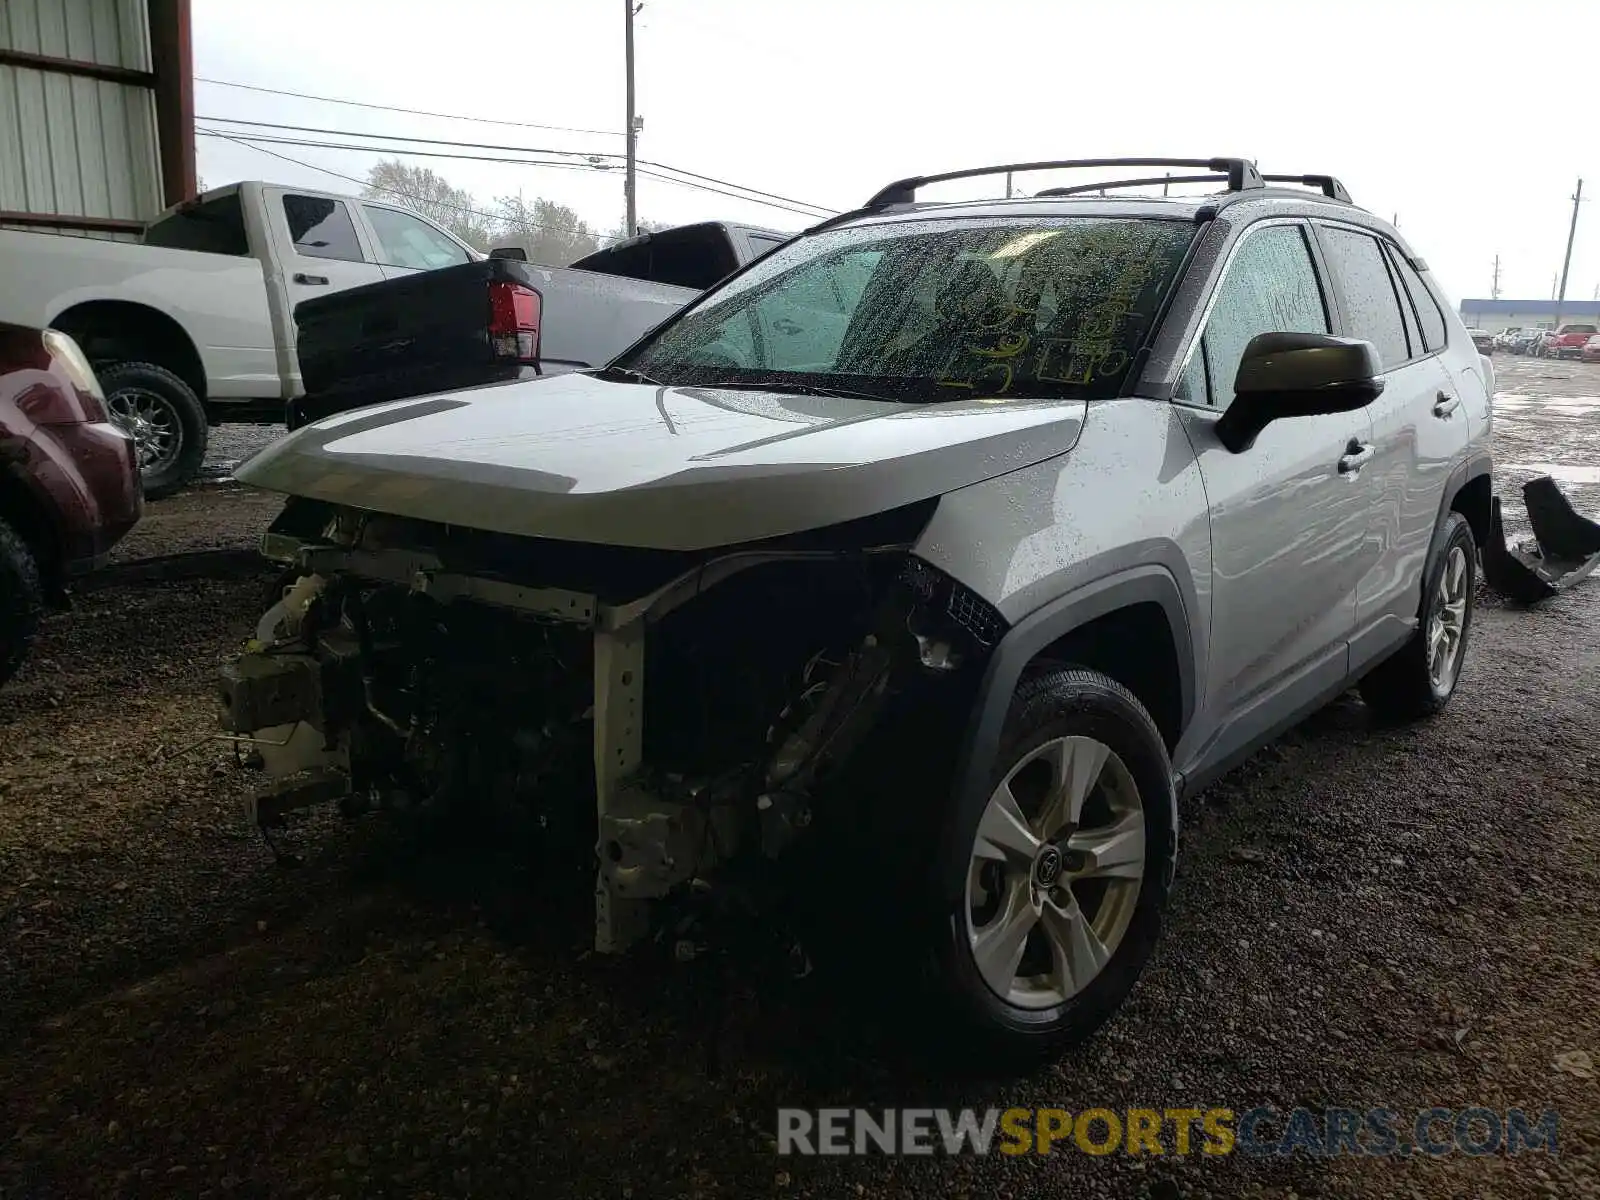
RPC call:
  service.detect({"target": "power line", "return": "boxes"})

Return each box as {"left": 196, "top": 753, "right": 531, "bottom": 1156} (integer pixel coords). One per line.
{"left": 200, "top": 115, "right": 613, "bottom": 166}
{"left": 197, "top": 129, "right": 617, "bottom": 180}
{"left": 198, "top": 114, "right": 837, "bottom": 215}
{"left": 635, "top": 157, "right": 831, "bottom": 214}
{"left": 196, "top": 127, "right": 628, "bottom": 244}
{"left": 197, "top": 127, "right": 832, "bottom": 219}
{"left": 195, "top": 75, "right": 622, "bottom": 139}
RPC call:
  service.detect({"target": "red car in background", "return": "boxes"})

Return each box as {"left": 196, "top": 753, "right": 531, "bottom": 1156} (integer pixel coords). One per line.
{"left": 1550, "top": 322, "right": 1599, "bottom": 359}
{"left": 1, "top": 322, "right": 142, "bottom": 685}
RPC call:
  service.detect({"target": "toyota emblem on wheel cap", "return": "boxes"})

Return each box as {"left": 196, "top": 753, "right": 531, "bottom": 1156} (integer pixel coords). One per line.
{"left": 1034, "top": 845, "right": 1063, "bottom": 887}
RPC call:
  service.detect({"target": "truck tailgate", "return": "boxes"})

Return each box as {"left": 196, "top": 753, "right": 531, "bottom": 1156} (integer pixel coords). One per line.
{"left": 295, "top": 259, "right": 514, "bottom": 405}
{"left": 293, "top": 259, "right": 700, "bottom": 417}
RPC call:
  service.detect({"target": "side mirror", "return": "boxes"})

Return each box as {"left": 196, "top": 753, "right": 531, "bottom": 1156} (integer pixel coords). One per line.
{"left": 1216, "top": 332, "right": 1385, "bottom": 453}
{"left": 489, "top": 245, "right": 528, "bottom": 261}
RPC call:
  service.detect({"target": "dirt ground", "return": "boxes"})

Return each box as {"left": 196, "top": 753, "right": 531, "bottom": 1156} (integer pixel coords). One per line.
{"left": 2, "top": 361, "right": 1598, "bottom": 1199}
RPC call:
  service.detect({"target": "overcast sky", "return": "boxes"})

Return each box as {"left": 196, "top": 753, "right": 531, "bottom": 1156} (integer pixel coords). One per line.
{"left": 195, "top": 0, "right": 1600, "bottom": 306}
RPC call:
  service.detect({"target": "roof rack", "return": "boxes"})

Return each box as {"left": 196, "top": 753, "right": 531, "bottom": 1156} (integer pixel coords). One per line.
{"left": 1033, "top": 173, "right": 1229, "bottom": 198}
{"left": 864, "top": 158, "right": 1265, "bottom": 208}
{"left": 1260, "top": 174, "right": 1352, "bottom": 203}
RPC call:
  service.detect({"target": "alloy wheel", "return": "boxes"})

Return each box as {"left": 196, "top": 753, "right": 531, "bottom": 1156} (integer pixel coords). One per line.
{"left": 965, "top": 735, "right": 1144, "bottom": 1010}
{"left": 1427, "top": 545, "right": 1470, "bottom": 693}
{"left": 107, "top": 387, "right": 183, "bottom": 472}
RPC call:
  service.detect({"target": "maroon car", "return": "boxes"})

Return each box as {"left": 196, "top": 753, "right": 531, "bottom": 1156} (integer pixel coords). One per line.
{"left": 1, "top": 322, "right": 142, "bottom": 684}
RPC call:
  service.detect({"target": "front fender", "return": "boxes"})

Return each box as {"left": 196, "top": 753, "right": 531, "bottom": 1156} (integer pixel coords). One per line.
{"left": 947, "top": 564, "right": 1196, "bottom": 845}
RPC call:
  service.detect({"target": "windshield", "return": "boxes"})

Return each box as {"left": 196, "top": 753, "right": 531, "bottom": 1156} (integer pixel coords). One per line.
{"left": 620, "top": 216, "right": 1196, "bottom": 402}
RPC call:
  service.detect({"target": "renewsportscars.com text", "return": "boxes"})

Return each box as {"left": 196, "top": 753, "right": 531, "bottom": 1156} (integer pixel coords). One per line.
{"left": 776, "top": 1106, "right": 1560, "bottom": 1158}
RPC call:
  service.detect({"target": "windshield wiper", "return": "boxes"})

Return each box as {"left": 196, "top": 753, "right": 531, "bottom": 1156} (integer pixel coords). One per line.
{"left": 693, "top": 379, "right": 902, "bottom": 404}
{"left": 592, "top": 364, "right": 666, "bottom": 386}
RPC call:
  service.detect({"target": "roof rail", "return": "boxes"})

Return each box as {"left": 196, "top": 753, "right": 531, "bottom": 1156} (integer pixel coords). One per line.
{"left": 1260, "top": 174, "right": 1352, "bottom": 203}
{"left": 864, "top": 158, "right": 1264, "bottom": 208}
{"left": 1033, "top": 173, "right": 1228, "bottom": 198}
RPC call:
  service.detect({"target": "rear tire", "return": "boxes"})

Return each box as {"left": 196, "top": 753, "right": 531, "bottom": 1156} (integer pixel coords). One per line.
{"left": 1360, "top": 511, "right": 1476, "bottom": 723}
{"left": 925, "top": 668, "right": 1177, "bottom": 1067}
{"left": 98, "top": 361, "right": 207, "bottom": 500}
{"left": 0, "top": 517, "right": 45, "bottom": 687}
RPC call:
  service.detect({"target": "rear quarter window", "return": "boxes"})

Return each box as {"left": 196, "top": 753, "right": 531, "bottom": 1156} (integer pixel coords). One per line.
{"left": 142, "top": 194, "right": 249, "bottom": 256}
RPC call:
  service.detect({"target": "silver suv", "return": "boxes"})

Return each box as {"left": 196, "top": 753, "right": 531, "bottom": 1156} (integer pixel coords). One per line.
{"left": 224, "top": 157, "right": 1493, "bottom": 1064}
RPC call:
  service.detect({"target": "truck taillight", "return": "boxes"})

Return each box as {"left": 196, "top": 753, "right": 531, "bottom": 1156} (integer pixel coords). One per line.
{"left": 487, "top": 281, "right": 542, "bottom": 366}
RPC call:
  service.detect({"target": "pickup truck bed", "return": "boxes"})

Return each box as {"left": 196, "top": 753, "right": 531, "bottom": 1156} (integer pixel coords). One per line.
{"left": 287, "top": 220, "right": 790, "bottom": 428}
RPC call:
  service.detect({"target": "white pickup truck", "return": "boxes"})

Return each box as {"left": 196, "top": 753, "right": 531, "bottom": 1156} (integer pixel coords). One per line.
{"left": 0, "top": 182, "right": 789, "bottom": 497}
{"left": 0, "top": 182, "right": 486, "bottom": 496}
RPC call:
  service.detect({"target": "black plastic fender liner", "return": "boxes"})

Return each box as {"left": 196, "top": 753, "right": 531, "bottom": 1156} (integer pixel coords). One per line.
{"left": 1482, "top": 477, "right": 1600, "bottom": 604}
{"left": 1524, "top": 476, "right": 1600, "bottom": 561}
{"left": 1482, "top": 495, "right": 1558, "bottom": 604}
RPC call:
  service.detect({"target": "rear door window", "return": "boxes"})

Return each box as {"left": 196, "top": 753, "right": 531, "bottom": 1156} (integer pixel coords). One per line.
{"left": 1318, "top": 226, "right": 1412, "bottom": 369}
{"left": 1386, "top": 246, "right": 1448, "bottom": 352}
{"left": 282, "top": 195, "right": 366, "bottom": 263}
{"left": 362, "top": 204, "right": 472, "bottom": 271}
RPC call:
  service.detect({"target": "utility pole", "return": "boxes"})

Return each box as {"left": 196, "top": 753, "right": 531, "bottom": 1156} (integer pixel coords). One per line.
{"left": 1491, "top": 255, "right": 1502, "bottom": 300}
{"left": 623, "top": 0, "right": 639, "bottom": 238}
{"left": 1554, "top": 177, "right": 1583, "bottom": 329}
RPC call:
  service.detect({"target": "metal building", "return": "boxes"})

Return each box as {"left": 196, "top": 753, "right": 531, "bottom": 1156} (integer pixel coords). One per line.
{"left": 0, "top": 0, "right": 193, "bottom": 238}
{"left": 1457, "top": 299, "right": 1600, "bottom": 334}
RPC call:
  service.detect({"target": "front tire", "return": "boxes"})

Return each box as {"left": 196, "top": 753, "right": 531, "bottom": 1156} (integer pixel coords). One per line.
{"left": 98, "top": 361, "right": 207, "bottom": 500}
{"left": 1360, "top": 511, "right": 1476, "bottom": 722}
{"left": 0, "top": 517, "right": 44, "bottom": 687}
{"left": 929, "top": 668, "right": 1177, "bottom": 1065}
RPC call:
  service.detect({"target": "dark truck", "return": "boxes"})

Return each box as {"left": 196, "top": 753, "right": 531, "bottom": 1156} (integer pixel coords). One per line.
{"left": 287, "top": 221, "right": 790, "bottom": 428}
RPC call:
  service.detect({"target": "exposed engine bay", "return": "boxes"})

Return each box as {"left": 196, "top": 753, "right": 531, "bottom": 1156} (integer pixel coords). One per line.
{"left": 219, "top": 498, "right": 1007, "bottom": 952}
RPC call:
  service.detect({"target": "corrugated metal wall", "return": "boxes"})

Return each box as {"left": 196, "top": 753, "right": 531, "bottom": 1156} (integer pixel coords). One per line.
{"left": 0, "top": 0, "right": 163, "bottom": 232}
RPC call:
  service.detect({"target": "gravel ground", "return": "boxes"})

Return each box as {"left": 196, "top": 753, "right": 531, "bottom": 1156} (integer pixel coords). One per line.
{"left": 2, "top": 363, "right": 1598, "bottom": 1199}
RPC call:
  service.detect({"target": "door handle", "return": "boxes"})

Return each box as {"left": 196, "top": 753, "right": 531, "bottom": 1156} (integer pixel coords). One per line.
{"left": 294, "top": 272, "right": 330, "bottom": 286}
{"left": 771, "top": 318, "right": 803, "bottom": 335}
{"left": 1432, "top": 391, "right": 1460, "bottom": 417}
{"left": 1338, "top": 439, "right": 1375, "bottom": 474}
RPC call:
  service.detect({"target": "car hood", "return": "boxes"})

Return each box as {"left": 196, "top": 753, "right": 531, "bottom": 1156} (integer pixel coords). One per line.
{"left": 237, "top": 372, "right": 1088, "bottom": 551}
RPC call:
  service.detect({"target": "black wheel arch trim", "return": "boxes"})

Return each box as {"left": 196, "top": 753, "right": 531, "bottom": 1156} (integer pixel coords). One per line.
{"left": 1432, "top": 450, "right": 1492, "bottom": 576}
{"left": 950, "top": 564, "right": 1196, "bottom": 843}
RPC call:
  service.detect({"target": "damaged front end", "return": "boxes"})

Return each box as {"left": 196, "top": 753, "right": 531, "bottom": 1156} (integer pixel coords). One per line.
{"left": 218, "top": 497, "right": 1005, "bottom": 952}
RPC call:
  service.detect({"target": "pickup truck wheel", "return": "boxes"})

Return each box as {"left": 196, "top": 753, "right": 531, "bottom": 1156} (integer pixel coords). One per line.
{"left": 929, "top": 668, "right": 1176, "bottom": 1066}
{"left": 0, "top": 517, "right": 45, "bottom": 687}
{"left": 1360, "top": 512, "right": 1476, "bottom": 723}
{"left": 98, "top": 362, "right": 207, "bottom": 500}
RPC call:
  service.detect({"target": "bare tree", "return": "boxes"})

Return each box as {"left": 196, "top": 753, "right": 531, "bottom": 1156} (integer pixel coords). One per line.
{"left": 362, "top": 160, "right": 494, "bottom": 251}
{"left": 602, "top": 218, "right": 672, "bottom": 244}
{"left": 491, "top": 194, "right": 602, "bottom": 265}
